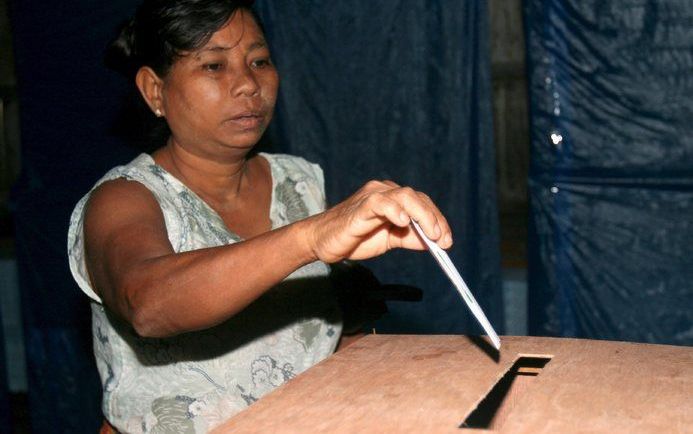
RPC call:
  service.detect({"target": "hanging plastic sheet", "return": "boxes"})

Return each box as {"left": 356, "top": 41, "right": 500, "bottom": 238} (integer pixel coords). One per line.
{"left": 255, "top": 1, "right": 503, "bottom": 334}
{"left": 525, "top": 0, "right": 693, "bottom": 344}
{"left": 9, "top": 0, "right": 141, "bottom": 431}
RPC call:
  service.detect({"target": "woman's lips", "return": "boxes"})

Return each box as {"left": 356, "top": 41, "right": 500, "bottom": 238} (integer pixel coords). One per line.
{"left": 227, "top": 112, "right": 265, "bottom": 129}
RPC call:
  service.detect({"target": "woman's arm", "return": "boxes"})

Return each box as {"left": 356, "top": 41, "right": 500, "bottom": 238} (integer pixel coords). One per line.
{"left": 84, "top": 178, "right": 451, "bottom": 338}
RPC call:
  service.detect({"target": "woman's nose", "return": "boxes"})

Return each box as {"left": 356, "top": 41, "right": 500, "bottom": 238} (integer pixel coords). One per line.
{"left": 232, "top": 67, "right": 260, "bottom": 97}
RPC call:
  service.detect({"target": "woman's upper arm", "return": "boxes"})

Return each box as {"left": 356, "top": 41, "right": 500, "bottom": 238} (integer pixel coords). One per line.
{"left": 82, "top": 178, "right": 173, "bottom": 318}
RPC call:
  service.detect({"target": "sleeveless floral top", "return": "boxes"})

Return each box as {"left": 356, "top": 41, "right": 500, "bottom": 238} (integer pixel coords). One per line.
{"left": 67, "top": 153, "right": 342, "bottom": 433}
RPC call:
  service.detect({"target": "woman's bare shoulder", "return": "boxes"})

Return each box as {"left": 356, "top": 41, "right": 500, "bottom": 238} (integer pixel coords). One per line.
{"left": 89, "top": 178, "right": 158, "bottom": 210}
{"left": 84, "top": 178, "right": 166, "bottom": 235}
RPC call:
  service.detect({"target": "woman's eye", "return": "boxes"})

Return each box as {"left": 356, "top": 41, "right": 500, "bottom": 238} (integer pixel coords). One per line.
{"left": 203, "top": 63, "right": 224, "bottom": 72}
{"left": 251, "top": 58, "right": 272, "bottom": 69}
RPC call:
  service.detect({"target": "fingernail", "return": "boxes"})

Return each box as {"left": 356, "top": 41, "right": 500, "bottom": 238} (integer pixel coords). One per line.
{"left": 444, "top": 234, "right": 452, "bottom": 246}
{"left": 434, "top": 224, "right": 441, "bottom": 237}
{"left": 400, "top": 212, "right": 409, "bottom": 223}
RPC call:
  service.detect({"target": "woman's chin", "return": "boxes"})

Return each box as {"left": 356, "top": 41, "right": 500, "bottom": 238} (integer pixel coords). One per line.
{"left": 219, "top": 127, "right": 267, "bottom": 149}
{"left": 216, "top": 136, "right": 264, "bottom": 153}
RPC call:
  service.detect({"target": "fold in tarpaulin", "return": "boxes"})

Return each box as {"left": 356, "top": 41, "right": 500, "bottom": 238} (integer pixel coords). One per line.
{"left": 525, "top": 0, "right": 693, "bottom": 345}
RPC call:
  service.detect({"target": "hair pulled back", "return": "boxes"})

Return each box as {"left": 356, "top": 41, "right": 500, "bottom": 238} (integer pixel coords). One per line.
{"left": 106, "top": 0, "right": 258, "bottom": 78}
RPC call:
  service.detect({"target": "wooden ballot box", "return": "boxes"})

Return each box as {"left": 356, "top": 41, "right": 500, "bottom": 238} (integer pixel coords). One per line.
{"left": 213, "top": 335, "right": 692, "bottom": 433}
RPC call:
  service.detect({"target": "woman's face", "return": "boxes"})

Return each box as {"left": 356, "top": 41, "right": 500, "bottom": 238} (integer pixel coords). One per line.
{"left": 160, "top": 10, "right": 278, "bottom": 157}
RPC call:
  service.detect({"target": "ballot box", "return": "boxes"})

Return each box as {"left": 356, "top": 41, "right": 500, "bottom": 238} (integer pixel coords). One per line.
{"left": 213, "top": 335, "right": 692, "bottom": 433}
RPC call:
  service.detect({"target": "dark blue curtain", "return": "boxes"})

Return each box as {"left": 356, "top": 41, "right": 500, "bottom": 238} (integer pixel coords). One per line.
{"left": 255, "top": 1, "right": 502, "bottom": 334}
{"left": 9, "top": 1, "right": 140, "bottom": 432}
{"left": 8, "top": 0, "right": 500, "bottom": 431}
{"left": 525, "top": 0, "right": 693, "bottom": 344}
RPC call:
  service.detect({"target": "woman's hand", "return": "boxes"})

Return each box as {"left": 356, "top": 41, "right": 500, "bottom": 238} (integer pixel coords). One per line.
{"left": 305, "top": 180, "right": 452, "bottom": 263}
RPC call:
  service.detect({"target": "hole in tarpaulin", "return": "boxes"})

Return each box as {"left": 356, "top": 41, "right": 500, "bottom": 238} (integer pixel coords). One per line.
{"left": 460, "top": 356, "right": 552, "bottom": 430}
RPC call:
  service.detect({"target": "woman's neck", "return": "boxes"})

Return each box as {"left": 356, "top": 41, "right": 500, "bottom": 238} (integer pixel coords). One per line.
{"left": 153, "top": 139, "right": 251, "bottom": 202}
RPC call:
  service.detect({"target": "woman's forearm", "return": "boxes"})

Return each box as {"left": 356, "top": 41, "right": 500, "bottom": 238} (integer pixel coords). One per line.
{"left": 120, "top": 219, "right": 316, "bottom": 338}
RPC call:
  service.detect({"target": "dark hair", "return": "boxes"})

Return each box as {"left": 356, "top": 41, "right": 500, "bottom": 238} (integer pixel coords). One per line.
{"left": 106, "top": 0, "right": 259, "bottom": 78}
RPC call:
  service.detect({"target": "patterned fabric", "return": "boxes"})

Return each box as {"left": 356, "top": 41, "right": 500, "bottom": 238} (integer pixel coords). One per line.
{"left": 67, "top": 153, "right": 342, "bottom": 433}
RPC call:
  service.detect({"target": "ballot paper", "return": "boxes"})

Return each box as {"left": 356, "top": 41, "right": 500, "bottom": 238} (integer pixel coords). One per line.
{"left": 412, "top": 221, "right": 501, "bottom": 350}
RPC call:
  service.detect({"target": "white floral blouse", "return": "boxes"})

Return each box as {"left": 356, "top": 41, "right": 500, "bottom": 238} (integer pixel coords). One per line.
{"left": 67, "top": 153, "right": 342, "bottom": 433}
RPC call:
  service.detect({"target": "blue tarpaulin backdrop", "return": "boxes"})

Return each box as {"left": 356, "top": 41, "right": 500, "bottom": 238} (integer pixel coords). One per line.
{"left": 253, "top": 1, "right": 502, "bottom": 334}
{"left": 7, "top": 1, "right": 501, "bottom": 431}
{"left": 525, "top": 0, "right": 693, "bottom": 344}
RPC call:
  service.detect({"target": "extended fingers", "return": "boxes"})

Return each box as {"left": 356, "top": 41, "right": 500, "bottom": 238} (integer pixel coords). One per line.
{"left": 357, "top": 180, "right": 452, "bottom": 248}
{"left": 416, "top": 192, "right": 452, "bottom": 247}
{"left": 360, "top": 191, "right": 410, "bottom": 228}
{"left": 387, "top": 187, "right": 452, "bottom": 249}
{"left": 388, "top": 187, "right": 436, "bottom": 233}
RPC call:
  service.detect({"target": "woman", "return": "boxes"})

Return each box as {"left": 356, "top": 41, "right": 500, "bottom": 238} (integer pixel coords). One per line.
{"left": 68, "top": 1, "right": 452, "bottom": 432}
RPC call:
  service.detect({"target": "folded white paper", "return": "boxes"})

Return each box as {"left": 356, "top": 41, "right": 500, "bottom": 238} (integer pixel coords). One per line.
{"left": 412, "top": 221, "right": 501, "bottom": 350}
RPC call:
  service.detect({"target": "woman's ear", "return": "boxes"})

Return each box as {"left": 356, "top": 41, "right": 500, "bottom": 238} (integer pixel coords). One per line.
{"left": 135, "top": 66, "right": 165, "bottom": 117}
